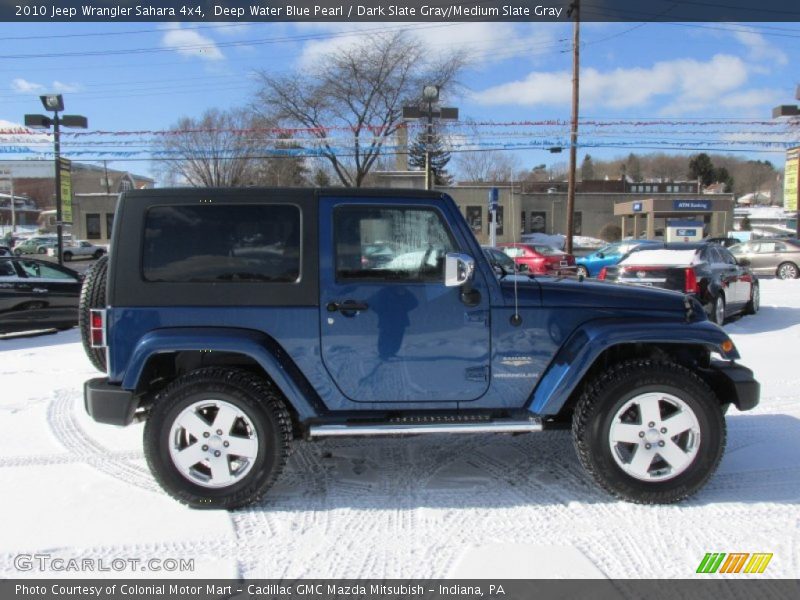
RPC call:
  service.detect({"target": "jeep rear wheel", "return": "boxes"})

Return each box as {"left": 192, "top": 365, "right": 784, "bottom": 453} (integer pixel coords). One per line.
{"left": 143, "top": 368, "right": 292, "bottom": 510}
{"left": 78, "top": 254, "right": 108, "bottom": 371}
{"left": 572, "top": 359, "right": 725, "bottom": 504}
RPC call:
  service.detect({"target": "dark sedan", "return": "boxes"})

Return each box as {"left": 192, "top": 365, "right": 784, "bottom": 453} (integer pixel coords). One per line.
{"left": 599, "top": 242, "right": 758, "bottom": 324}
{"left": 0, "top": 257, "right": 82, "bottom": 334}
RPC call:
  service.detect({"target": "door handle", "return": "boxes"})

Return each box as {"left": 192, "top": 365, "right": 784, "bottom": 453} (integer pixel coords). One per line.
{"left": 32, "top": 287, "right": 47, "bottom": 293}
{"left": 327, "top": 300, "right": 369, "bottom": 314}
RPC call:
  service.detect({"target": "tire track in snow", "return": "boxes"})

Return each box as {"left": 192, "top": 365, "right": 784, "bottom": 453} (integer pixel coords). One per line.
{"left": 46, "top": 391, "right": 158, "bottom": 492}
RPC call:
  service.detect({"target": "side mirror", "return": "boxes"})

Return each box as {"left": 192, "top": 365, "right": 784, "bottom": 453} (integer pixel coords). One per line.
{"left": 518, "top": 263, "right": 530, "bottom": 273}
{"left": 736, "top": 257, "right": 751, "bottom": 267}
{"left": 596, "top": 252, "right": 605, "bottom": 259}
{"left": 444, "top": 253, "right": 475, "bottom": 287}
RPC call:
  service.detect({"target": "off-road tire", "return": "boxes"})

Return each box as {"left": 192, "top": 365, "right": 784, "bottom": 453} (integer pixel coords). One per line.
{"left": 78, "top": 254, "right": 108, "bottom": 371}
{"left": 143, "top": 367, "right": 292, "bottom": 510}
{"left": 572, "top": 359, "right": 726, "bottom": 504}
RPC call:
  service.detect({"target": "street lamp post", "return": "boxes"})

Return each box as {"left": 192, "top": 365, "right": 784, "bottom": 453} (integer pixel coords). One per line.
{"left": 402, "top": 86, "right": 458, "bottom": 191}
{"left": 25, "top": 94, "right": 87, "bottom": 266}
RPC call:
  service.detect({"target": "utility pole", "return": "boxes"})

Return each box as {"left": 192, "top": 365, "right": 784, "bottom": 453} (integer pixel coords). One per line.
{"left": 565, "top": 0, "right": 580, "bottom": 255}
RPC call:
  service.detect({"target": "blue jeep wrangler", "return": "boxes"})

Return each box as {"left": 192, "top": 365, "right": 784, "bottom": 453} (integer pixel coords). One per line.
{"left": 80, "top": 188, "right": 758, "bottom": 509}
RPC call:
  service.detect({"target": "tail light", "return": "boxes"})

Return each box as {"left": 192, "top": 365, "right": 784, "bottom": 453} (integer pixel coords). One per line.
{"left": 598, "top": 267, "right": 608, "bottom": 280}
{"left": 90, "top": 309, "right": 106, "bottom": 348}
{"left": 684, "top": 268, "right": 698, "bottom": 293}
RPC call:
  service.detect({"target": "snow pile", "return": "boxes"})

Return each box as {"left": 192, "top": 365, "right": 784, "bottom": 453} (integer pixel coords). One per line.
{"left": 520, "top": 233, "right": 606, "bottom": 250}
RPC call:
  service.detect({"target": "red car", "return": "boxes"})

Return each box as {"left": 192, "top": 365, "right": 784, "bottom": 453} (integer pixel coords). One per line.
{"left": 498, "top": 243, "right": 576, "bottom": 275}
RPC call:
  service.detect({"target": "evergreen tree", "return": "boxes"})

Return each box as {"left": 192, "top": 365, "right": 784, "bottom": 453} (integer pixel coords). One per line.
{"left": 688, "top": 153, "right": 716, "bottom": 187}
{"left": 409, "top": 128, "right": 453, "bottom": 186}
{"left": 580, "top": 154, "right": 595, "bottom": 180}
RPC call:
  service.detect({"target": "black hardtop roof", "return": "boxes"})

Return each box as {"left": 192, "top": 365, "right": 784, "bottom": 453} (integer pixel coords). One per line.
{"left": 120, "top": 187, "right": 449, "bottom": 201}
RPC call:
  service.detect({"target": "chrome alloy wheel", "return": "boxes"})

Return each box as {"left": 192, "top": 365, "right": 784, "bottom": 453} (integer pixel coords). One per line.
{"left": 608, "top": 392, "right": 701, "bottom": 482}
{"left": 168, "top": 399, "right": 259, "bottom": 488}
{"left": 714, "top": 296, "right": 725, "bottom": 325}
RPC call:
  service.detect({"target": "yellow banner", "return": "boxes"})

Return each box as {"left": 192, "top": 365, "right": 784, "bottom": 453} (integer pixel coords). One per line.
{"left": 59, "top": 158, "right": 72, "bottom": 223}
{"left": 785, "top": 148, "right": 799, "bottom": 212}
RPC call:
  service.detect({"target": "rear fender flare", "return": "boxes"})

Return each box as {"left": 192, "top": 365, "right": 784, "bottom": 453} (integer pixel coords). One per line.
{"left": 121, "top": 327, "right": 321, "bottom": 420}
{"left": 528, "top": 318, "right": 738, "bottom": 415}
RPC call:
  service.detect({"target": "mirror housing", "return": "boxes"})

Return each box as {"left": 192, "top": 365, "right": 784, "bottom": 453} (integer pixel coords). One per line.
{"left": 596, "top": 252, "right": 605, "bottom": 259}
{"left": 444, "top": 253, "right": 475, "bottom": 287}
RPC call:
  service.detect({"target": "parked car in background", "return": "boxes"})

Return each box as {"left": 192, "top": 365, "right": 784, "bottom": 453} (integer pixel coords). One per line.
{"left": 705, "top": 236, "right": 742, "bottom": 248}
{"left": 47, "top": 240, "right": 106, "bottom": 262}
{"left": 599, "top": 242, "right": 758, "bottom": 324}
{"left": 13, "top": 236, "right": 58, "bottom": 256}
{"left": 0, "top": 257, "right": 82, "bottom": 334}
{"left": 0, "top": 246, "right": 12, "bottom": 257}
{"left": 498, "top": 242, "right": 576, "bottom": 275}
{"left": 576, "top": 239, "right": 661, "bottom": 277}
{"left": 729, "top": 238, "right": 800, "bottom": 279}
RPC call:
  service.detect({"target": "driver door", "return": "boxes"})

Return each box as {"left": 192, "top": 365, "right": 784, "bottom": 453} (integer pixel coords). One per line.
{"left": 318, "top": 199, "right": 491, "bottom": 403}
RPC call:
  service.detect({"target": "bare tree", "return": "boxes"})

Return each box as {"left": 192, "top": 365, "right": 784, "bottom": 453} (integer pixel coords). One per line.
{"left": 153, "top": 108, "right": 268, "bottom": 187}
{"left": 153, "top": 108, "right": 311, "bottom": 188}
{"left": 254, "top": 32, "right": 466, "bottom": 187}
{"left": 454, "top": 150, "right": 523, "bottom": 183}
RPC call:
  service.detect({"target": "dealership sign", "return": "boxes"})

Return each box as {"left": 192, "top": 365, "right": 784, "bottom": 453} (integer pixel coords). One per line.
{"left": 673, "top": 200, "right": 712, "bottom": 211}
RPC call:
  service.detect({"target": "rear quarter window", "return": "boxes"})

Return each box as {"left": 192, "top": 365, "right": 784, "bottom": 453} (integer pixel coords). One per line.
{"left": 142, "top": 204, "right": 301, "bottom": 283}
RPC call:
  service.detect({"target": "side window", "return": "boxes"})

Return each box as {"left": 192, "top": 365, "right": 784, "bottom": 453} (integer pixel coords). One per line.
{"left": 0, "top": 260, "right": 17, "bottom": 277}
{"left": 106, "top": 213, "right": 115, "bottom": 239}
{"left": 143, "top": 204, "right": 301, "bottom": 283}
{"left": 502, "top": 246, "right": 524, "bottom": 258}
{"left": 18, "top": 260, "right": 76, "bottom": 280}
{"left": 775, "top": 242, "right": 787, "bottom": 252}
{"left": 86, "top": 213, "right": 101, "bottom": 240}
{"left": 705, "top": 246, "right": 721, "bottom": 264}
{"left": 334, "top": 206, "right": 456, "bottom": 282}
{"left": 757, "top": 242, "right": 776, "bottom": 254}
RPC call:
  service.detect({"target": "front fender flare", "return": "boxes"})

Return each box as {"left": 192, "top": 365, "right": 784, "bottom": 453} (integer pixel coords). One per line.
{"left": 121, "top": 327, "right": 321, "bottom": 420}
{"left": 528, "top": 318, "right": 738, "bottom": 416}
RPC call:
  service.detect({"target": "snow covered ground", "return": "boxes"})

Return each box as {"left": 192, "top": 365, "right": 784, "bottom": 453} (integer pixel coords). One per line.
{"left": 1, "top": 280, "right": 798, "bottom": 579}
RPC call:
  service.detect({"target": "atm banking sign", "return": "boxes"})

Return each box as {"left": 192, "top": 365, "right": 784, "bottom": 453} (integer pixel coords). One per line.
{"left": 673, "top": 200, "right": 712, "bottom": 211}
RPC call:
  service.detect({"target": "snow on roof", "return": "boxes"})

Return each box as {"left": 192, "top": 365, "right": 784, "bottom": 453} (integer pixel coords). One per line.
{"left": 620, "top": 249, "right": 698, "bottom": 266}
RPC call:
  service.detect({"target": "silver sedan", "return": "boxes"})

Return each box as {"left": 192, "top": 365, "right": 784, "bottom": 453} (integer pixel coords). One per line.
{"left": 730, "top": 239, "right": 800, "bottom": 279}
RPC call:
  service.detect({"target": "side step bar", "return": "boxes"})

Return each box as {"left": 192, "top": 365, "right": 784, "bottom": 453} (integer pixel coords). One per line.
{"left": 308, "top": 418, "right": 543, "bottom": 438}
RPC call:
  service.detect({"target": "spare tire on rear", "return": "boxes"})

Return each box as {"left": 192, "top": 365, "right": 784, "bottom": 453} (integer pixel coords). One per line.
{"left": 79, "top": 255, "right": 109, "bottom": 372}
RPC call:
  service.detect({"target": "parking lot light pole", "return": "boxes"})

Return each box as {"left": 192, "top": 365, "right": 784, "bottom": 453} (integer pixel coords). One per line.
{"left": 403, "top": 86, "right": 458, "bottom": 191}
{"left": 25, "top": 95, "right": 87, "bottom": 266}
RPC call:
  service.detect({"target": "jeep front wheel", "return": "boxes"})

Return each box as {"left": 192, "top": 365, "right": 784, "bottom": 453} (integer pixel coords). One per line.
{"left": 572, "top": 359, "right": 725, "bottom": 504}
{"left": 143, "top": 368, "right": 292, "bottom": 509}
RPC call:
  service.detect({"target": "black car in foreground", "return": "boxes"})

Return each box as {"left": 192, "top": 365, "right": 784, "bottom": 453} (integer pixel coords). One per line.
{"left": 599, "top": 242, "right": 759, "bottom": 324}
{"left": 0, "top": 257, "right": 82, "bottom": 334}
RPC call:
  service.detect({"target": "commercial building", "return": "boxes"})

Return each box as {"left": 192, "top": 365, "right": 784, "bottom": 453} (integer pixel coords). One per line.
{"left": 0, "top": 160, "right": 154, "bottom": 244}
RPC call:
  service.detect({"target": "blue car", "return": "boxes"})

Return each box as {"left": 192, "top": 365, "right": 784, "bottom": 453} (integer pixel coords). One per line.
{"left": 576, "top": 239, "right": 661, "bottom": 277}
